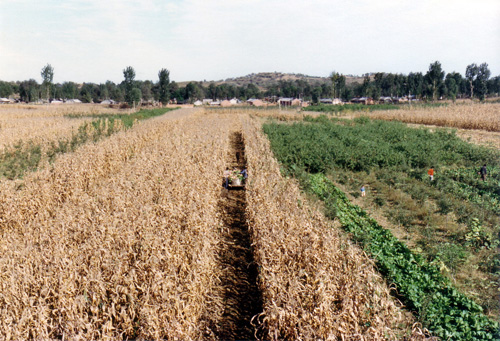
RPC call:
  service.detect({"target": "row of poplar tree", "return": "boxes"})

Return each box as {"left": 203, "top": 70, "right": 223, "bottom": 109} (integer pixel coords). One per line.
{"left": 0, "top": 61, "right": 498, "bottom": 105}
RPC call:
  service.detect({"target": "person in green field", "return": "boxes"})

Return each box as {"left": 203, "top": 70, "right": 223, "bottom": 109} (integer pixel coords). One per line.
{"left": 478, "top": 164, "right": 487, "bottom": 181}
{"left": 428, "top": 167, "right": 435, "bottom": 181}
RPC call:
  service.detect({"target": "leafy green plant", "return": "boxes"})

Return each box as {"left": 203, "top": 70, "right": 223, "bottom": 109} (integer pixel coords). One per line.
{"left": 263, "top": 117, "right": 500, "bottom": 339}
{"left": 304, "top": 173, "right": 499, "bottom": 340}
{"left": 431, "top": 243, "right": 469, "bottom": 273}
{"left": 465, "top": 219, "right": 499, "bottom": 250}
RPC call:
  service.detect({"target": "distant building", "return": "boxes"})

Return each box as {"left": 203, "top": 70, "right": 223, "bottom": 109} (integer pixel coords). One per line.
{"left": 351, "top": 97, "right": 374, "bottom": 105}
{"left": 247, "top": 98, "right": 264, "bottom": 107}
{"left": 100, "top": 99, "right": 116, "bottom": 105}
{"left": 0, "top": 98, "right": 14, "bottom": 104}
{"left": 278, "top": 97, "right": 293, "bottom": 106}
{"left": 193, "top": 100, "right": 203, "bottom": 106}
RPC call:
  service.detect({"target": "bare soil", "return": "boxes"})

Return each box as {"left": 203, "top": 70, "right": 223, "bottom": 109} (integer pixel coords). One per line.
{"left": 216, "top": 132, "right": 262, "bottom": 340}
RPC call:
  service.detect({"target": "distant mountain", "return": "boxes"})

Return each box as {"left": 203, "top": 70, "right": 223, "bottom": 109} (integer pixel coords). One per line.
{"left": 177, "top": 72, "right": 365, "bottom": 89}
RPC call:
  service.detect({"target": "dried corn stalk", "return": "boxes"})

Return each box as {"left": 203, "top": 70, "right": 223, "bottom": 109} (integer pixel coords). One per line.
{"left": 240, "top": 113, "right": 422, "bottom": 340}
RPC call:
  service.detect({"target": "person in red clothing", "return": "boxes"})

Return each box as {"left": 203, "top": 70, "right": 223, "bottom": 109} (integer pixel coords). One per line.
{"left": 428, "top": 167, "right": 435, "bottom": 181}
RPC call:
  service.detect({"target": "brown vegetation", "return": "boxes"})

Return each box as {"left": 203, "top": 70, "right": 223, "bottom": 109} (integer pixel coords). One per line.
{"left": 0, "top": 104, "right": 119, "bottom": 151}
{"left": 0, "top": 106, "right": 424, "bottom": 339}
{"left": 365, "top": 102, "right": 500, "bottom": 132}
{"left": 240, "top": 113, "right": 423, "bottom": 339}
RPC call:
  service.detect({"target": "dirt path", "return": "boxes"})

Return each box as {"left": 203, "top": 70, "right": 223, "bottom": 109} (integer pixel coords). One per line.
{"left": 216, "top": 132, "right": 262, "bottom": 340}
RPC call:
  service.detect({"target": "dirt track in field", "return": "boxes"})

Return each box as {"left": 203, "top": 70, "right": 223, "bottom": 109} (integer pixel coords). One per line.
{"left": 216, "top": 131, "right": 262, "bottom": 340}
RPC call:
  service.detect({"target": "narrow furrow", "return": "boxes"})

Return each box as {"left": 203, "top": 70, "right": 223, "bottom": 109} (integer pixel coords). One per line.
{"left": 217, "top": 131, "right": 262, "bottom": 340}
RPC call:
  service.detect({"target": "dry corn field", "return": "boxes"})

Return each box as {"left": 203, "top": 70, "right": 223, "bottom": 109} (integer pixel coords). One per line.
{"left": 0, "top": 104, "right": 120, "bottom": 152}
{"left": 362, "top": 102, "right": 500, "bottom": 132}
{"left": 0, "top": 107, "right": 426, "bottom": 339}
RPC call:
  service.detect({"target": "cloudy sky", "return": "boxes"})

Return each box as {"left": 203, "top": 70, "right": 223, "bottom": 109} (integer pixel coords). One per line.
{"left": 1, "top": 0, "right": 499, "bottom": 84}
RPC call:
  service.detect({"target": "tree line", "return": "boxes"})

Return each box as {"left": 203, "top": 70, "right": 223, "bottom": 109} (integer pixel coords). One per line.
{"left": 337, "top": 62, "right": 497, "bottom": 102}
{"left": 0, "top": 61, "right": 498, "bottom": 104}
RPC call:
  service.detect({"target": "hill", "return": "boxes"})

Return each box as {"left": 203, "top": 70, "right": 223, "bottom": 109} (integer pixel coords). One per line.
{"left": 177, "top": 72, "right": 365, "bottom": 89}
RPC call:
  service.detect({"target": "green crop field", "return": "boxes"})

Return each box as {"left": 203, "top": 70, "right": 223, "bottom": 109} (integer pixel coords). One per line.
{"left": 264, "top": 115, "right": 500, "bottom": 340}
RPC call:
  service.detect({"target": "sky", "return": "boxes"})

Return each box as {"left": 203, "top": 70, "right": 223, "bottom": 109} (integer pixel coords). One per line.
{"left": 1, "top": 0, "right": 499, "bottom": 84}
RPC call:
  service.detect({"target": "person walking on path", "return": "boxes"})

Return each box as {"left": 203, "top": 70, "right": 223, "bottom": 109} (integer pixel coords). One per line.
{"left": 428, "top": 167, "right": 435, "bottom": 181}
{"left": 479, "top": 164, "right": 487, "bottom": 181}
{"left": 360, "top": 185, "right": 366, "bottom": 197}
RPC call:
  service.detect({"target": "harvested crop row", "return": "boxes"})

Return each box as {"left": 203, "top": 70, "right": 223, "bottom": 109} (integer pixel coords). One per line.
{"left": 0, "top": 112, "right": 232, "bottom": 339}
{"left": 240, "top": 115, "right": 422, "bottom": 339}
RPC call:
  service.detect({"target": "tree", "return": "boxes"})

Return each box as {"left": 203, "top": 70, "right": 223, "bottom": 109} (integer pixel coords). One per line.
{"left": 130, "top": 88, "right": 142, "bottom": 107}
{"left": 19, "top": 79, "right": 39, "bottom": 102}
{"left": 61, "top": 82, "right": 78, "bottom": 99}
{"left": 475, "top": 63, "right": 490, "bottom": 101}
{"left": 424, "top": 61, "right": 445, "bottom": 101}
{"left": 244, "top": 83, "right": 261, "bottom": 99}
{"left": 487, "top": 76, "right": 500, "bottom": 96}
{"left": 381, "top": 73, "right": 395, "bottom": 97}
{"left": 408, "top": 72, "right": 424, "bottom": 99}
{"left": 0, "top": 81, "right": 14, "bottom": 98}
{"left": 445, "top": 74, "right": 458, "bottom": 102}
{"left": 122, "top": 66, "right": 136, "bottom": 105}
{"left": 140, "top": 80, "right": 153, "bottom": 102}
{"left": 79, "top": 83, "right": 100, "bottom": 103}
{"left": 330, "top": 71, "right": 345, "bottom": 99}
{"left": 465, "top": 63, "right": 478, "bottom": 99}
{"left": 185, "top": 82, "right": 203, "bottom": 103}
{"left": 208, "top": 82, "right": 217, "bottom": 100}
{"left": 40, "top": 63, "right": 54, "bottom": 101}
{"left": 311, "top": 86, "right": 322, "bottom": 104}
{"left": 157, "top": 68, "right": 170, "bottom": 105}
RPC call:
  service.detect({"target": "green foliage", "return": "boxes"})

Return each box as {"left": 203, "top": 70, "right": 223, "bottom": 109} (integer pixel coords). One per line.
{"left": 304, "top": 173, "right": 499, "bottom": 340}
{"left": 431, "top": 243, "right": 469, "bottom": 273}
{"left": 263, "top": 117, "right": 498, "bottom": 174}
{"left": 66, "top": 107, "right": 175, "bottom": 128}
{"left": 0, "top": 142, "right": 41, "bottom": 179}
{"left": 304, "top": 103, "right": 401, "bottom": 114}
{"left": 465, "top": 219, "right": 499, "bottom": 250}
{"left": 130, "top": 88, "right": 142, "bottom": 106}
{"left": 158, "top": 68, "right": 170, "bottom": 105}
{"left": 264, "top": 117, "right": 500, "bottom": 339}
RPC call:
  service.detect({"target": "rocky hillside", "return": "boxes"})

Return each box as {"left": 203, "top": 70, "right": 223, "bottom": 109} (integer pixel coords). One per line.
{"left": 178, "top": 72, "right": 364, "bottom": 89}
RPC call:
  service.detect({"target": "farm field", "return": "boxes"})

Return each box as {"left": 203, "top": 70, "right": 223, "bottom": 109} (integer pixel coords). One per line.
{"left": 0, "top": 105, "right": 177, "bottom": 180}
{"left": 359, "top": 102, "right": 500, "bottom": 132}
{"left": 263, "top": 113, "right": 500, "bottom": 339}
{"left": 0, "top": 104, "right": 119, "bottom": 151}
{"left": 0, "top": 106, "right": 426, "bottom": 339}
